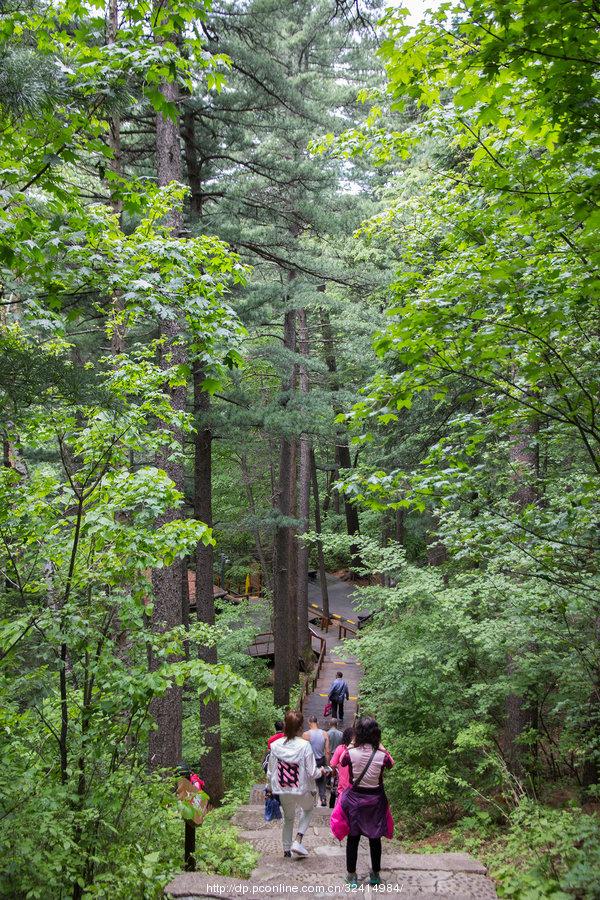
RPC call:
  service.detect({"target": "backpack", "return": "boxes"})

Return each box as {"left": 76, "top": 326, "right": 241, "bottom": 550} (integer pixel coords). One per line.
{"left": 329, "top": 680, "right": 347, "bottom": 702}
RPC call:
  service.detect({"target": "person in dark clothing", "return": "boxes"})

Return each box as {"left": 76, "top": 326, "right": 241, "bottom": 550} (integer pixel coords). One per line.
{"left": 328, "top": 671, "right": 350, "bottom": 723}
{"left": 268, "top": 720, "right": 285, "bottom": 748}
{"left": 326, "top": 719, "right": 344, "bottom": 805}
{"left": 328, "top": 719, "right": 344, "bottom": 755}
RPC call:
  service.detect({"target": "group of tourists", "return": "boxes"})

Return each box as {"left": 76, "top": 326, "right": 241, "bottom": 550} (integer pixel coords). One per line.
{"left": 265, "top": 706, "right": 394, "bottom": 888}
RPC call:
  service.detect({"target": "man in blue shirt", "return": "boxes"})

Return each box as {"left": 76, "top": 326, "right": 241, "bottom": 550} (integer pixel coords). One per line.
{"left": 328, "top": 671, "right": 350, "bottom": 723}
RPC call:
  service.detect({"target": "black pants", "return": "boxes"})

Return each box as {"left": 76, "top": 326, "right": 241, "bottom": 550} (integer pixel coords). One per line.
{"left": 346, "top": 835, "right": 381, "bottom": 874}
{"left": 331, "top": 698, "right": 345, "bottom": 721}
{"left": 315, "top": 756, "right": 326, "bottom": 804}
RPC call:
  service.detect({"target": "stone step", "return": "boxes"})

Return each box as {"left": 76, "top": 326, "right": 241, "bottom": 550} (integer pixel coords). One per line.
{"left": 234, "top": 801, "right": 333, "bottom": 826}
{"left": 166, "top": 866, "right": 497, "bottom": 899}
{"left": 236, "top": 824, "right": 340, "bottom": 854}
{"left": 252, "top": 850, "right": 488, "bottom": 878}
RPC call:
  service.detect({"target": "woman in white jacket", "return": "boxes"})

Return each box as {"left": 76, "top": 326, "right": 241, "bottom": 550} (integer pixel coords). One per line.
{"left": 268, "top": 709, "right": 329, "bottom": 858}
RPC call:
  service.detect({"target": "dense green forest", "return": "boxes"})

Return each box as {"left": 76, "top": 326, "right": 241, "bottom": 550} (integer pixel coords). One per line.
{"left": 0, "top": 0, "right": 598, "bottom": 896}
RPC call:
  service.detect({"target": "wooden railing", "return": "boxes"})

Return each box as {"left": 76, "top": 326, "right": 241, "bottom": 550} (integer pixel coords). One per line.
{"left": 336, "top": 621, "right": 357, "bottom": 639}
{"left": 308, "top": 602, "right": 358, "bottom": 638}
{"left": 246, "top": 615, "right": 356, "bottom": 712}
{"left": 247, "top": 632, "right": 275, "bottom": 658}
{"left": 298, "top": 626, "right": 327, "bottom": 713}
{"left": 248, "top": 625, "right": 325, "bottom": 663}
{"left": 308, "top": 623, "right": 321, "bottom": 649}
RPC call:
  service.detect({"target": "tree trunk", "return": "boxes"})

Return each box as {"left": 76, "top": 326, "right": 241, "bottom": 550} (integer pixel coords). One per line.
{"left": 504, "top": 414, "right": 540, "bottom": 781}
{"left": 181, "top": 555, "right": 190, "bottom": 662}
{"left": 182, "top": 107, "right": 203, "bottom": 221}
{"left": 240, "top": 452, "right": 271, "bottom": 591}
{"left": 193, "top": 367, "right": 224, "bottom": 804}
{"left": 426, "top": 514, "right": 448, "bottom": 569}
{"left": 296, "top": 308, "right": 311, "bottom": 662}
{"left": 337, "top": 441, "right": 361, "bottom": 568}
{"left": 381, "top": 510, "right": 392, "bottom": 548}
{"left": 322, "top": 468, "right": 333, "bottom": 514}
{"left": 287, "top": 436, "right": 299, "bottom": 690}
{"left": 273, "top": 308, "right": 299, "bottom": 705}
{"left": 106, "top": 0, "right": 125, "bottom": 354}
{"left": 320, "top": 309, "right": 361, "bottom": 569}
{"left": 297, "top": 435, "right": 311, "bottom": 660}
{"left": 273, "top": 433, "right": 294, "bottom": 706}
{"left": 310, "top": 449, "right": 330, "bottom": 620}
{"left": 148, "top": 64, "right": 185, "bottom": 771}
{"left": 332, "top": 471, "right": 340, "bottom": 516}
{"left": 106, "top": 0, "right": 122, "bottom": 225}
{"left": 509, "top": 421, "right": 539, "bottom": 507}
{"left": 183, "top": 88, "right": 224, "bottom": 799}
{"left": 380, "top": 512, "right": 392, "bottom": 587}
{"left": 395, "top": 508, "right": 406, "bottom": 546}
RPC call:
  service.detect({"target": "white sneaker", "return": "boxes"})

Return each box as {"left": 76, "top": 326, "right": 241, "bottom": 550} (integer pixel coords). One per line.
{"left": 290, "top": 840, "right": 309, "bottom": 858}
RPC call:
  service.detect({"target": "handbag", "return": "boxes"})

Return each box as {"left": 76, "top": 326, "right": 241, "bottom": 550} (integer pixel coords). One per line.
{"left": 323, "top": 701, "right": 332, "bottom": 717}
{"left": 264, "top": 792, "right": 282, "bottom": 822}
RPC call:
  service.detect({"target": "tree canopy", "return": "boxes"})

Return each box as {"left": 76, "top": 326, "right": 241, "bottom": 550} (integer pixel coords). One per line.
{"left": 0, "top": 0, "right": 598, "bottom": 896}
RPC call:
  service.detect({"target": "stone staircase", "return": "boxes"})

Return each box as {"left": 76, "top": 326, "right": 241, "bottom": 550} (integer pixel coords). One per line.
{"left": 165, "top": 785, "right": 498, "bottom": 899}
{"left": 165, "top": 576, "right": 497, "bottom": 898}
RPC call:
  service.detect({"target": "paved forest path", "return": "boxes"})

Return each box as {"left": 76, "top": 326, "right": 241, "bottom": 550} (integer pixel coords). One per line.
{"left": 302, "top": 573, "right": 362, "bottom": 726}
{"left": 165, "top": 575, "right": 497, "bottom": 899}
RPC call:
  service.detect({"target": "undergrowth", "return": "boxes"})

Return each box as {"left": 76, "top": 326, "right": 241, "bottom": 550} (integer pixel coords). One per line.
{"left": 400, "top": 799, "right": 600, "bottom": 899}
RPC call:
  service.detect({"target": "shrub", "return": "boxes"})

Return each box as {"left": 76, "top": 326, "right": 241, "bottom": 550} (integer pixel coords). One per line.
{"left": 488, "top": 800, "right": 600, "bottom": 899}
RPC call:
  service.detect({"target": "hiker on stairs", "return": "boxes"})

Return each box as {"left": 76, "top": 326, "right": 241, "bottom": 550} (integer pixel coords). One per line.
{"left": 267, "top": 720, "right": 284, "bottom": 748}
{"left": 332, "top": 716, "right": 394, "bottom": 889}
{"left": 328, "top": 719, "right": 344, "bottom": 756}
{"left": 303, "top": 716, "right": 330, "bottom": 806}
{"left": 268, "top": 710, "right": 330, "bottom": 860}
{"left": 326, "top": 719, "right": 345, "bottom": 805}
{"left": 328, "top": 671, "right": 350, "bottom": 723}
